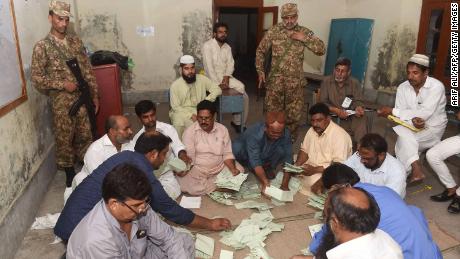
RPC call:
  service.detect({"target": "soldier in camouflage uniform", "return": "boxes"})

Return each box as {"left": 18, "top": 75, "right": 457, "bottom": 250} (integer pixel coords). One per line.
{"left": 31, "top": 1, "right": 99, "bottom": 187}
{"left": 255, "top": 3, "right": 325, "bottom": 141}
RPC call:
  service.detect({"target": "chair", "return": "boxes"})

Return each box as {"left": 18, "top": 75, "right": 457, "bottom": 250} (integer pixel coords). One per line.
{"left": 217, "top": 88, "right": 245, "bottom": 132}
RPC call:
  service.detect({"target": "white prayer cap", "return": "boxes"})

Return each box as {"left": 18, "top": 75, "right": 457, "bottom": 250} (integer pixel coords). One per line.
{"left": 409, "top": 54, "right": 429, "bottom": 68}
{"left": 179, "top": 55, "right": 195, "bottom": 64}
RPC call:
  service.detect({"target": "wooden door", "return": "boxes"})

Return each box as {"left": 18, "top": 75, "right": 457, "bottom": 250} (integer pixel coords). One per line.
{"left": 416, "top": 0, "right": 453, "bottom": 88}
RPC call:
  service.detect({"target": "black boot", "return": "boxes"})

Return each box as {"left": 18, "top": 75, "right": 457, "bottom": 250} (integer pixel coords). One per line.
{"left": 64, "top": 167, "right": 76, "bottom": 187}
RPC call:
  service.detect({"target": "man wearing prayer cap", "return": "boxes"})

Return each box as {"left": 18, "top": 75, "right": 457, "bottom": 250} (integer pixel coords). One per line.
{"left": 256, "top": 2, "right": 325, "bottom": 142}
{"left": 169, "top": 55, "right": 222, "bottom": 138}
{"left": 378, "top": 54, "right": 447, "bottom": 184}
{"left": 31, "top": 0, "right": 99, "bottom": 190}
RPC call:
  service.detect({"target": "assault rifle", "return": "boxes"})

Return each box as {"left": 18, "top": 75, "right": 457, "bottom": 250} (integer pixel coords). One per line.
{"left": 67, "top": 58, "right": 97, "bottom": 140}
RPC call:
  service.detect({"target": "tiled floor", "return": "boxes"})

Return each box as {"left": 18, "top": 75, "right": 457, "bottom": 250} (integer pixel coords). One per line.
{"left": 14, "top": 86, "right": 460, "bottom": 259}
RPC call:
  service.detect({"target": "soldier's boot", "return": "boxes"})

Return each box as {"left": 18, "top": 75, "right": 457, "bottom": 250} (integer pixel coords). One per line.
{"left": 64, "top": 167, "right": 76, "bottom": 187}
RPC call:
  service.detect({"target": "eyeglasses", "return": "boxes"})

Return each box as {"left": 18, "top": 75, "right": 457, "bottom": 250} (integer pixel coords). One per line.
{"left": 119, "top": 197, "right": 151, "bottom": 216}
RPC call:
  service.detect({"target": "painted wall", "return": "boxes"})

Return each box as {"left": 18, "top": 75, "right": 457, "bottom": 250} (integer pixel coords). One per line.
{"left": 0, "top": 0, "right": 56, "bottom": 224}
{"left": 75, "top": 0, "right": 212, "bottom": 97}
{"left": 345, "top": 0, "right": 422, "bottom": 90}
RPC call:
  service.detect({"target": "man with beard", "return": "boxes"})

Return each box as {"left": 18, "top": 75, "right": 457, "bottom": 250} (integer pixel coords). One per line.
{"left": 256, "top": 3, "right": 325, "bottom": 142}
{"left": 303, "top": 163, "right": 442, "bottom": 259}
{"left": 177, "top": 100, "right": 243, "bottom": 195}
{"left": 232, "top": 111, "right": 293, "bottom": 194}
{"left": 55, "top": 132, "right": 233, "bottom": 241}
{"left": 378, "top": 54, "right": 447, "bottom": 184}
{"left": 320, "top": 57, "right": 368, "bottom": 143}
{"left": 281, "top": 103, "right": 352, "bottom": 195}
{"left": 66, "top": 115, "right": 133, "bottom": 201}
{"left": 31, "top": 1, "right": 99, "bottom": 189}
{"left": 127, "top": 100, "right": 192, "bottom": 199}
{"left": 67, "top": 164, "right": 195, "bottom": 258}
{"left": 344, "top": 133, "right": 406, "bottom": 197}
{"left": 202, "top": 22, "right": 249, "bottom": 133}
{"left": 293, "top": 186, "right": 402, "bottom": 259}
{"left": 169, "top": 55, "right": 222, "bottom": 137}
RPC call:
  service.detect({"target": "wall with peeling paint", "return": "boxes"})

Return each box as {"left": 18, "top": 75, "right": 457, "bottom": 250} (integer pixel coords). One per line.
{"left": 346, "top": 0, "right": 422, "bottom": 90}
{"left": 74, "top": 0, "right": 212, "bottom": 98}
{"left": 0, "top": 0, "right": 56, "bottom": 244}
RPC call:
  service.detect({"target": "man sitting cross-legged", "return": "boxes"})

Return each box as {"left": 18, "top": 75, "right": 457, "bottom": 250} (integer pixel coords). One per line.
{"left": 67, "top": 163, "right": 195, "bottom": 258}
{"left": 177, "top": 100, "right": 243, "bottom": 195}
{"left": 281, "top": 103, "right": 352, "bottom": 195}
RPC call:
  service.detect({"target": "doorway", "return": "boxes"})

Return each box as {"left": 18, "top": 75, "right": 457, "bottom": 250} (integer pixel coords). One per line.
{"left": 218, "top": 7, "right": 259, "bottom": 92}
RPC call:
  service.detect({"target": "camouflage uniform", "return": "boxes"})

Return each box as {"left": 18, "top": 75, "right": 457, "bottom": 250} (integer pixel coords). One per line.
{"left": 31, "top": 33, "right": 98, "bottom": 168}
{"left": 256, "top": 23, "right": 325, "bottom": 140}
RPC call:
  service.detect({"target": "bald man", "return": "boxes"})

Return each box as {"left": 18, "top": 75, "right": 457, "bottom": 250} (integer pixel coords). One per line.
{"left": 65, "top": 115, "right": 133, "bottom": 201}
{"left": 291, "top": 187, "right": 402, "bottom": 259}
{"left": 232, "top": 111, "right": 293, "bottom": 192}
{"left": 283, "top": 103, "right": 352, "bottom": 195}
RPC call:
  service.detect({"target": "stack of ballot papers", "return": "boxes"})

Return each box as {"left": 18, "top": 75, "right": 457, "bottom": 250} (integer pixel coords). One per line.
{"left": 283, "top": 162, "right": 304, "bottom": 174}
{"left": 160, "top": 157, "right": 191, "bottom": 176}
{"left": 220, "top": 211, "right": 283, "bottom": 259}
{"left": 235, "top": 181, "right": 261, "bottom": 200}
{"left": 264, "top": 186, "right": 294, "bottom": 202}
{"left": 307, "top": 193, "right": 327, "bottom": 210}
{"left": 234, "top": 200, "right": 273, "bottom": 211}
{"left": 215, "top": 167, "right": 249, "bottom": 191}
{"left": 270, "top": 171, "right": 302, "bottom": 195}
{"left": 208, "top": 191, "right": 235, "bottom": 205}
{"left": 195, "top": 233, "right": 214, "bottom": 259}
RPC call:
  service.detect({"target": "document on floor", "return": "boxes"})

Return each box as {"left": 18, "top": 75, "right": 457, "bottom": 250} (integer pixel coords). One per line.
{"left": 215, "top": 167, "right": 248, "bottom": 191}
{"left": 195, "top": 233, "right": 215, "bottom": 259}
{"left": 179, "top": 196, "right": 201, "bottom": 209}
{"left": 220, "top": 249, "right": 234, "bottom": 259}
{"left": 264, "top": 185, "right": 294, "bottom": 202}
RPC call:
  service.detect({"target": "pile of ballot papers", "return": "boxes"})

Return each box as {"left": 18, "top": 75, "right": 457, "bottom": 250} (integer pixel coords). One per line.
{"left": 282, "top": 162, "right": 304, "bottom": 174}
{"left": 307, "top": 193, "right": 328, "bottom": 210}
{"left": 215, "top": 168, "right": 249, "bottom": 191}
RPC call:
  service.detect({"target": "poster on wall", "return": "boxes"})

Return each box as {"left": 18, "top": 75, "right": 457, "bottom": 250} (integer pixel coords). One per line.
{"left": 0, "top": 0, "right": 27, "bottom": 117}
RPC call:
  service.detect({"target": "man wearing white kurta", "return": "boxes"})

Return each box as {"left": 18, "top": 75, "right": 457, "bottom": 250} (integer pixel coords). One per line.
{"left": 127, "top": 100, "right": 192, "bottom": 200}
{"left": 344, "top": 134, "right": 406, "bottom": 198}
{"left": 65, "top": 115, "right": 133, "bottom": 202}
{"left": 377, "top": 54, "right": 447, "bottom": 183}
{"left": 169, "top": 55, "right": 222, "bottom": 138}
{"left": 202, "top": 22, "right": 249, "bottom": 131}
{"left": 427, "top": 111, "right": 460, "bottom": 214}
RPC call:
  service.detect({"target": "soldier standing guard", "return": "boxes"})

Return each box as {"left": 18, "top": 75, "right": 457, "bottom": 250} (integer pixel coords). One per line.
{"left": 31, "top": 1, "right": 99, "bottom": 189}
{"left": 256, "top": 3, "right": 325, "bottom": 141}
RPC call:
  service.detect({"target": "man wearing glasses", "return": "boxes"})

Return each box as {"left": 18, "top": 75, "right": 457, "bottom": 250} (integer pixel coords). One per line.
{"left": 177, "top": 100, "right": 243, "bottom": 195}
{"left": 67, "top": 163, "right": 194, "bottom": 258}
{"left": 344, "top": 133, "right": 406, "bottom": 197}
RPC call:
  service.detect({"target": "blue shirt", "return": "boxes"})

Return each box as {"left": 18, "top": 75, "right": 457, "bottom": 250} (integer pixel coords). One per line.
{"left": 309, "top": 182, "right": 442, "bottom": 259}
{"left": 54, "top": 151, "right": 195, "bottom": 240}
{"left": 232, "top": 122, "right": 293, "bottom": 170}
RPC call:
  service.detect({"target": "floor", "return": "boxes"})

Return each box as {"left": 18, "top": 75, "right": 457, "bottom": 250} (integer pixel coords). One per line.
{"left": 14, "top": 81, "right": 460, "bottom": 258}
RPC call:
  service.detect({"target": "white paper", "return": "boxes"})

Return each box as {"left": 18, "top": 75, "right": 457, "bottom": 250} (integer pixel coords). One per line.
{"left": 346, "top": 110, "right": 356, "bottom": 116}
{"left": 341, "top": 97, "right": 352, "bottom": 108}
{"left": 179, "top": 196, "right": 201, "bottom": 209}
{"left": 264, "top": 186, "right": 293, "bottom": 202}
{"left": 220, "top": 249, "right": 234, "bottom": 259}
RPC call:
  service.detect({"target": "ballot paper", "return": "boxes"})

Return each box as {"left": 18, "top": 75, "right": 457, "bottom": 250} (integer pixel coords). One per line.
{"left": 195, "top": 233, "right": 214, "bottom": 259}
{"left": 264, "top": 186, "right": 294, "bottom": 202}
{"left": 308, "top": 223, "right": 324, "bottom": 237}
{"left": 235, "top": 182, "right": 261, "bottom": 200}
{"left": 346, "top": 109, "right": 356, "bottom": 116}
{"left": 208, "top": 191, "right": 234, "bottom": 205}
{"left": 179, "top": 196, "right": 201, "bottom": 209}
{"left": 234, "top": 200, "right": 273, "bottom": 211}
{"left": 219, "top": 249, "right": 234, "bottom": 259}
{"left": 215, "top": 168, "right": 248, "bottom": 191}
{"left": 270, "top": 171, "right": 302, "bottom": 195}
{"left": 220, "top": 210, "right": 283, "bottom": 257}
{"left": 307, "top": 193, "right": 327, "bottom": 210}
{"left": 283, "top": 162, "right": 304, "bottom": 174}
